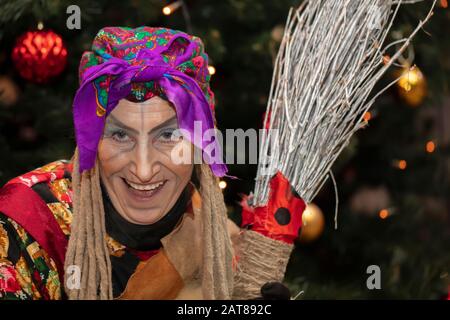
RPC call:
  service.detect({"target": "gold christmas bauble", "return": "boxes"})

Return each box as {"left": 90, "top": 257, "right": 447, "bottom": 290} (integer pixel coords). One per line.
{"left": 298, "top": 203, "right": 325, "bottom": 243}
{"left": 397, "top": 65, "right": 427, "bottom": 108}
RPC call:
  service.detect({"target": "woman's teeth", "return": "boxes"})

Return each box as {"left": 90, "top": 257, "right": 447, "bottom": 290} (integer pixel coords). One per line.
{"left": 126, "top": 180, "right": 165, "bottom": 191}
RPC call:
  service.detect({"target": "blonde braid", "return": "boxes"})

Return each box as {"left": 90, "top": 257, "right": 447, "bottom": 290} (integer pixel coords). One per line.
{"left": 64, "top": 148, "right": 113, "bottom": 299}
{"left": 90, "top": 158, "right": 112, "bottom": 299}
{"left": 198, "top": 164, "right": 234, "bottom": 299}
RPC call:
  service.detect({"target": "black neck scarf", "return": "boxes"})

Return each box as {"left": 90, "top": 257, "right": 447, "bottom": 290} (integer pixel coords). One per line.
{"left": 101, "top": 183, "right": 190, "bottom": 251}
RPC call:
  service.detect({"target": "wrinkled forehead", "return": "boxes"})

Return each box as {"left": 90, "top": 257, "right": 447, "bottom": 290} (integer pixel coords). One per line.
{"left": 106, "top": 96, "right": 178, "bottom": 132}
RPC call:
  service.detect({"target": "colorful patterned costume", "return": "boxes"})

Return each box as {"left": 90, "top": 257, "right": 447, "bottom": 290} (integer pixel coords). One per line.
{"left": 0, "top": 161, "right": 73, "bottom": 299}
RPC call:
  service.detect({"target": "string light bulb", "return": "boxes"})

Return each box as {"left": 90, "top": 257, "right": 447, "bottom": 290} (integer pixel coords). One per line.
{"left": 426, "top": 141, "right": 436, "bottom": 153}
{"left": 379, "top": 209, "right": 389, "bottom": 219}
{"left": 219, "top": 180, "right": 227, "bottom": 189}
{"left": 397, "top": 160, "right": 407, "bottom": 170}
{"left": 37, "top": 21, "right": 44, "bottom": 30}
{"left": 208, "top": 65, "right": 216, "bottom": 75}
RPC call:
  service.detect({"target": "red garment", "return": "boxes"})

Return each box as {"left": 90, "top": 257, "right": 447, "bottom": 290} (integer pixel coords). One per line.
{"left": 240, "top": 171, "right": 306, "bottom": 244}
{"left": 0, "top": 179, "right": 68, "bottom": 285}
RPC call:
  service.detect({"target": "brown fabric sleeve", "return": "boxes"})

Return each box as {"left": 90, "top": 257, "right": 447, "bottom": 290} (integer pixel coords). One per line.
{"left": 160, "top": 189, "right": 203, "bottom": 282}
{"left": 115, "top": 249, "right": 184, "bottom": 300}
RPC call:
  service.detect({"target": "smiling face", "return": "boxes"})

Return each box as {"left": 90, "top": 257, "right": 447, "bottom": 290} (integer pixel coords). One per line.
{"left": 98, "top": 96, "right": 194, "bottom": 225}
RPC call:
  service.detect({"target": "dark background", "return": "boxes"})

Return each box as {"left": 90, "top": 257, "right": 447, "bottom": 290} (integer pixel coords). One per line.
{"left": 0, "top": 0, "right": 449, "bottom": 299}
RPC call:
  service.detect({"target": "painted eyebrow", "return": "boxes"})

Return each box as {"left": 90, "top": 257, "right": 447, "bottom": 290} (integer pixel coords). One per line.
{"left": 106, "top": 115, "right": 178, "bottom": 135}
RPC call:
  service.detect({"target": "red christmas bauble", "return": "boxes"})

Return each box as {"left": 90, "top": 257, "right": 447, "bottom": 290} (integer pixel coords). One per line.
{"left": 11, "top": 30, "right": 67, "bottom": 84}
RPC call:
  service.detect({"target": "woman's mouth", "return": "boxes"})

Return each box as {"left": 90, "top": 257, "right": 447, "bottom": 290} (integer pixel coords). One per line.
{"left": 122, "top": 178, "right": 167, "bottom": 201}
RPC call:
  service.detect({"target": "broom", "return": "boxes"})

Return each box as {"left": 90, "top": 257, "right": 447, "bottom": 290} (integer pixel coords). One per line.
{"left": 252, "top": 0, "right": 437, "bottom": 228}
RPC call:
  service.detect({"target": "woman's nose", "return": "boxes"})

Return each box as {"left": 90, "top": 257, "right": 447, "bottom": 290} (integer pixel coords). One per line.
{"left": 133, "top": 143, "right": 160, "bottom": 182}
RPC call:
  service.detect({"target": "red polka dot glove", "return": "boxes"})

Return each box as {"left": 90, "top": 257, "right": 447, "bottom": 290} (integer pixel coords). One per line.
{"left": 240, "top": 171, "right": 306, "bottom": 244}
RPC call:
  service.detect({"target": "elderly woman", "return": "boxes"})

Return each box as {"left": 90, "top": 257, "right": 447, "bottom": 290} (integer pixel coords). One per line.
{"left": 0, "top": 27, "right": 305, "bottom": 300}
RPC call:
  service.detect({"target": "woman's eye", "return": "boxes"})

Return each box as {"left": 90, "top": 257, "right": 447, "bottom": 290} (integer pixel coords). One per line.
{"left": 111, "top": 130, "right": 131, "bottom": 143}
{"left": 158, "top": 128, "right": 182, "bottom": 143}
